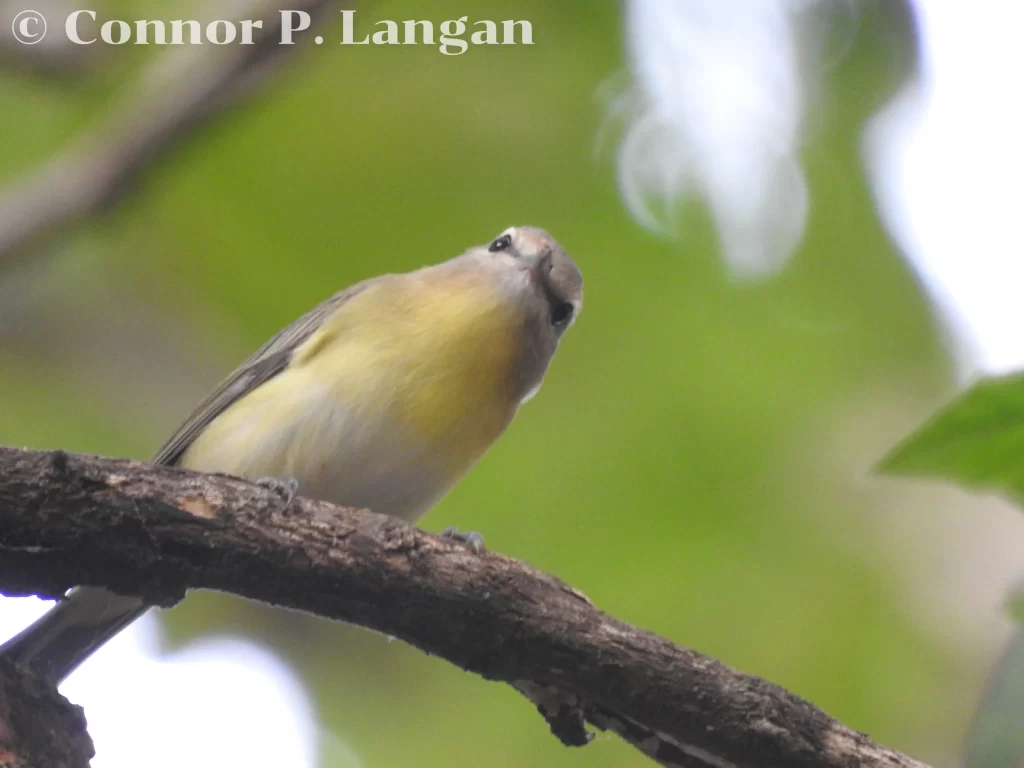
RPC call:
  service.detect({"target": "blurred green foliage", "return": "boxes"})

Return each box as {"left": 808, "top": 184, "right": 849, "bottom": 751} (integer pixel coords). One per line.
{"left": 0, "top": 1, "right": 998, "bottom": 766}
{"left": 964, "top": 603, "right": 1024, "bottom": 768}
{"left": 880, "top": 369, "right": 1024, "bottom": 766}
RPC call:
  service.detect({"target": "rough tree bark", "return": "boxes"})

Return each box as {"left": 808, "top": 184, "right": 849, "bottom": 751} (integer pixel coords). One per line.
{"left": 0, "top": 446, "right": 929, "bottom": 768}
{"left": 0, "top": 658, "right": 93, "bottom": 768}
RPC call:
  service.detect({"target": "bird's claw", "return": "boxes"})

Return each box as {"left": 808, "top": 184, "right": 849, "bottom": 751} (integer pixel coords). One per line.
{"left": 440, "top": 526, "right": 485, "bottom": 553}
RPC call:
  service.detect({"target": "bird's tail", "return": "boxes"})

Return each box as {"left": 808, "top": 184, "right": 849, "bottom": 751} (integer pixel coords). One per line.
{"left": 0, "top": 587, "right": 149, "bottom": 684}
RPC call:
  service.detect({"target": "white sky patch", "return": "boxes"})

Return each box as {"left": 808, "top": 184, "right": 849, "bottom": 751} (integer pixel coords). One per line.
{"left": 865, "top": 1, "right": 1024, "bottom": 376}
{"left": 621, "top": 0, "right": 1024, "bottom": 375}
{"left": 617, "top": 0, "right": 814, "bottom": 277}
{"left": 0, "top": 596, "right": 320, "bottom": 768}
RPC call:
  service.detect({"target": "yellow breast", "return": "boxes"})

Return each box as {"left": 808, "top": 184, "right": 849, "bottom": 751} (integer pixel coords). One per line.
{"left": 300, "top": 271, "right": 522, "bottom": 459}
{"left": 181, "top": 271, "right": 523, "bottom": 519}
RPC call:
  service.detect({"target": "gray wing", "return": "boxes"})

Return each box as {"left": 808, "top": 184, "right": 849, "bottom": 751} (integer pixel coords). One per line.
{"left": 153, "top": 278, "right": 379, "bottom": 466}
{"left": 0, "top": 280, "right": 385, "bottom": 686}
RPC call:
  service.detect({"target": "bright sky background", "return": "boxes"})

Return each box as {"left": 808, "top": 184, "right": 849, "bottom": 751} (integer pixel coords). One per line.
{"left": 866, "top": 0, "right": 1024, "bottom": 376}
{"left": 1, "top": 2, "right": 1021, "bottom": 766}
{"left": 0, "top": 598, "right": 322, "bottom": 767}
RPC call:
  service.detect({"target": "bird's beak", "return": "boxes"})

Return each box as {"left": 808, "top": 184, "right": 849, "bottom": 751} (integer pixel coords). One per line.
{"left": 524, "top": 251, "right": 570, "bottom": 321}
{"left": 521, "top": 250, "right": 553, "bottom": 285}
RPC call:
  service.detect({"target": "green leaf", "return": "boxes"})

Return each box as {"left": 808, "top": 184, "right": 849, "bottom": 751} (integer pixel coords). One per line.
{"left": 879, "top": 372, "right": 1024, "bottom": 502}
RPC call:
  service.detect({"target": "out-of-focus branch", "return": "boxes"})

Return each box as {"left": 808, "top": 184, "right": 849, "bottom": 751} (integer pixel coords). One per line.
{"left": 0, "top": 446, "right": 931, "bottom": 768}
{"left": 0, "top": 0, "right": 98, "bottom": 78}
{"left": 0, "top": 0, "right": 340, "bottom": 266}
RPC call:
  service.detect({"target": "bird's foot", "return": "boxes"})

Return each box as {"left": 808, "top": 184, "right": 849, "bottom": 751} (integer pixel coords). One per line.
{"left": 256, "top": 476, "right": 300, "bottom": 509}
{"left": 440, "top": 526, "right": 485, "bottom": 553}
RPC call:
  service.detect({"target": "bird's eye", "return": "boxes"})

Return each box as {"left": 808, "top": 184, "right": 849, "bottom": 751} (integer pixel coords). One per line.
{"left": 551, "top": 302, "right": 574, "bottom": 326}
{"left": 488, "top": 234, "right": 512, "bottom": 252}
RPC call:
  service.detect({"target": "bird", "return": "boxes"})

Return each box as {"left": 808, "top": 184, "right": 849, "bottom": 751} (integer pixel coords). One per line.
{"left": 0, "top": 225, "right": 583, "bottom": 684}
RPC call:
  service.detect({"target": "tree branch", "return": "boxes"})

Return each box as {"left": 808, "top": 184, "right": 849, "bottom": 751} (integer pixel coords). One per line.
{"left": 0, "top": 446, "right": 929, "bottom": 768}
{"left": 0, "top": 658, "right": 92, "bottom": 768}
{"left": 0, "top": 0, "right": 340, "bottom": 267}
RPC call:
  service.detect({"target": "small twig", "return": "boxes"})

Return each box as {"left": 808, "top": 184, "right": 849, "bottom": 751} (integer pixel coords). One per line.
{"left": 0, "top": 0, "right": 99, "bottom": 79}
{"left": 0, "top": 446, "right": 930, "bottom": 768}
{"left": 0, "top": 0, "right": 341, "bottom": 266}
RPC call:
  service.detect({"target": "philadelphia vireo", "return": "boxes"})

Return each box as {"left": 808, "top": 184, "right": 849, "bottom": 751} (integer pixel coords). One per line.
{"left": 0, "top": 225, "right": 583, "bottom": 683}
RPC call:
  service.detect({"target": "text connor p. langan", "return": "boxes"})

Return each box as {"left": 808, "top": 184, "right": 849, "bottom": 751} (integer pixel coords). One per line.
{"left": 62, "top": 10, "right": 534, "bottom": 55}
